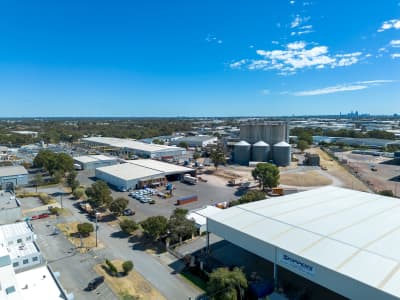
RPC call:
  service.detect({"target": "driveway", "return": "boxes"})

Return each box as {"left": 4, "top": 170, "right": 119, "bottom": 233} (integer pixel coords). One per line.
{"left": 28, "top": 185, "right": 202, "bottom": 300}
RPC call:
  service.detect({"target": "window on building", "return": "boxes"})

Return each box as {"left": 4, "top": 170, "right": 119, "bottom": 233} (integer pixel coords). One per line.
{"left": 17, "top": 239, "right": 22, "bottom": 244}
{"left": 32, "top": 256, "right": 38, "bottom": 262}
{"left": 6, "top": 286, "right": 16, "bottom": 294}
{"left": 26, "top": 236, "right": 31, "bottom": 241}
{"left": 22, "top": 259, "right": 29, "bottom": 264}
{"left": 12, "top": 262, "right": 19, "bottom": 267}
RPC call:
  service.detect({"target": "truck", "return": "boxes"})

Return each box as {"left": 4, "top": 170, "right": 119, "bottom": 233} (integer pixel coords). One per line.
{"left": 183, "top": 174, "right": 198, "bottom": 185}
{"left": 177, "top": 195, "right": 198, "bottom": 205}
{"left": 227, "top": 178, "right": 243, "bottom": 186}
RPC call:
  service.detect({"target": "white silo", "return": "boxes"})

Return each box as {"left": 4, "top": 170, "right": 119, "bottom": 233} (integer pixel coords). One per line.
{"left": 252, "top": 141, "right": 270, "bottom": 162}
{"left": 273, "top": 141, "right": 291, "bottom": 166}
{"left": 234, "top": 141, "right": 251, "bottom": 165}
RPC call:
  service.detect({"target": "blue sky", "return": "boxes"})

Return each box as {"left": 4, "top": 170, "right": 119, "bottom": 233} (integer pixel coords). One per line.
{"left": 0, "top": 0, "right": 399, "bottom": 117}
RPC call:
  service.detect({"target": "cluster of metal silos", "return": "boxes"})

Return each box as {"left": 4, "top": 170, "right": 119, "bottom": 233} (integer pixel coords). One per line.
{"left": 234, "top": 122, "right": 291, "bottom": 166}
{"left": 233, "top": 140, "right": 291, "bottom": 166}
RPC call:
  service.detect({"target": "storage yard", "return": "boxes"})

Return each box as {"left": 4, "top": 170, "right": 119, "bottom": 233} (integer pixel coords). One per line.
{"left": 335, "top": 150, "right": 400, "bottom": 197}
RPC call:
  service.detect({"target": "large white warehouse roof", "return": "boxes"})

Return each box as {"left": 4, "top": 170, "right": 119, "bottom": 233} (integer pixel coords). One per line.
{"left": 74, "top": 154, "right": 118, "bottom": 164}
{"left": 82, "top": 137, "right": 184, "bottom": 153}
{"left": 124, "top": 159, "right": 193, "bottom": 175}
{"left": 96, "top": 163, "right": 162, "bottom": 181}
{"left": 207, "top": 186, "right": 400, "bottom": 299}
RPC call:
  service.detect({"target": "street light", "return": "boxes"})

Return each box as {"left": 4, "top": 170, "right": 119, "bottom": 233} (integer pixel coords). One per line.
{"left": 95, "top": 211, "right": 100, "bottom": 248}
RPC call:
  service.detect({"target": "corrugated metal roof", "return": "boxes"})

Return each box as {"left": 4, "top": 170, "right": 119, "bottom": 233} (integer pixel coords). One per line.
{"left": 74, "top": 155, "right": 118, "bottom": 164}
{"left": 82, "top": 137, "right": 185, "bottom": 153}
{"left": 235, "top": 140, "right": 251, "bottom": 146}
{"left": 96, "top": 163, "right": 162, "bottom": 181}
{"left": 207, "top": 187, "right": 400, "bottom": 298}
{"left": 0, "top": 166, "right": 28, "bottom": 177}
{"left": 273, "top": 141, "right": 290, "bottom": 147}
{"left": 253, "top": 141, "right": 269, "bottom": 146}
{"left": 124, "top": 159, "right": 193, "bottom": 174}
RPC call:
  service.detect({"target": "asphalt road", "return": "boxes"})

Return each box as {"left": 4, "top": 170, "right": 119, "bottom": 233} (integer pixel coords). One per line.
{"left": 28, "top": 185, "right": 202, "bottom": 300}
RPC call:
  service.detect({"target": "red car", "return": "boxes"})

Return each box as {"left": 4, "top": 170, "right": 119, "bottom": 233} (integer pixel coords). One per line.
{"left": 31, "top": 213, "right": 50, "bottom": 220}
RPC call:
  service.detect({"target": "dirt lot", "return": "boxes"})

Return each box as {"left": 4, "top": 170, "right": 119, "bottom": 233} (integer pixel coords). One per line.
{"left": 280, "top": 170, "right": 332, "bottom": 187}
{"left": 308, "top": 148, "right": 370, "bottom": 192}
{"left": 94, "top": 260, "right": 165, "bottom": 300}
{"left": 339, "top": 151, "right": 400, "bottom": 196}
{"left": 57, "top": 222, "right": 104, "bottom": 253}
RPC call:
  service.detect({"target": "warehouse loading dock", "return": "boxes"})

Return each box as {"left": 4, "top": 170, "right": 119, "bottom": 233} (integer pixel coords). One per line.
{"left": 206, "top": 187, "right": 400, "bottom": 300}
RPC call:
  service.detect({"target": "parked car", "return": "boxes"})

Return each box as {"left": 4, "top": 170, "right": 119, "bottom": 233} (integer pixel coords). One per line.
{"left": 123, "top": 208, "right": 135, "bottom": 216}
{"left": 31, "top": 213, "right": 50, "bottom": 220}
{"left": 86, "top": 276, "right": 105, "bottom": 291}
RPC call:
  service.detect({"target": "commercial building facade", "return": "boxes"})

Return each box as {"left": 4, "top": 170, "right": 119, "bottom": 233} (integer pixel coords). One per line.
{"left": 0, "top": 166, "right": 28, "bottom": 190}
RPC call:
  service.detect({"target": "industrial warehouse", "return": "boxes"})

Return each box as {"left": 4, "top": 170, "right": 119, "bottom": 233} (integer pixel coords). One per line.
{"left": 0, "top": 166, "right": 28, "bottom": 190}
{"left": 95, "top": 159, "right": 194, "bottom": 190}
{"left": 73, "top": 154, "right": 119, "bottom": 170}
{"left": 81, "top": 137, "right": 186, "bottom": 160}
{"left": 206, "top": 187, "right": 400, "bottom": 300}
{"left": 233, "top": 122, "right": 291, "bottom": 166}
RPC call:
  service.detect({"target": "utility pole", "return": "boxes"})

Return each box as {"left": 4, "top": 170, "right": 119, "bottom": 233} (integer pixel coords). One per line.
{"left": 95, "top": 211, "right": 100, "bottom": 248}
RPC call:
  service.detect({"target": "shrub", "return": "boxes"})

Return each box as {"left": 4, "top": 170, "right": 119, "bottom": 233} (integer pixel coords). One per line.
{"left": 105, "top": 259, "right": 118, "bottom": 277}
{"left": 119, "top": 219, "right": 138, "bottom": 234}
{"left": 77, "top": 222, "right": 94, "bottom": 237}
{"left": 39, "top": 193, "right": 52, "bottom": 204}
{"left": 49, "top": 207, "right": 61, "bottom": 215}
{"left": 122, "top": 260, "right": 134, "bottom": 275}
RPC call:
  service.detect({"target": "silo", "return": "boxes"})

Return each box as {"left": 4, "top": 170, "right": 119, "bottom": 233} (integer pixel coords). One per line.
{"left": 240, "top": 122, "right": 289, "bottom": 144}
{"left": 252, "top": 141, "right": 270, "bottom": 162}
{"left": 234, "top": 141, "right": 251, "bottom": 165}
{"left": 272, "top": 141, "right": 291, "bottom": 166}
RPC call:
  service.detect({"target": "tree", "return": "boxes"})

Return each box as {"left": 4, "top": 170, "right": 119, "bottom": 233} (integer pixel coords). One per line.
{"left": 77, "top": 222, "right": 94, "bottom": 237}
{"left": 119, "top": 219, "right": 138, "bottom": 234}
{"left": 168, "top": 208, "right": 196, "bottom": 243}
{"left": 207, "top": 267, "right": 248, "bottom": 300}
{"left": 298, "top": 132, "right": 313, "bottom": 145}
{"left": 141, "top": 216, "right": 168, "bottom": 240}
{"left": 193, "top": 152, "right": 201, "bottom": 160}
{"left": 33, "top": 150, "right": 73, "bottom": 176}
{"left": 86, "top": 180, "right": 113, "bottom": 208}
{"left": 238, "top": 190, "right": 266, "bottom": 204}
{"left": 109, "top": 198, "right": 129, "bottom": 216}
{"left": 379, "top": 190, "right": 395, "bottom": 197}
{"left": 122, "top": 260, "right": 134, "bottom": 275}
{"left": 73, "top": 187, "right": 87, "bottom": 200}
{"left": 178, "top": 141, "right": 189, "bottom": 149}
{"left": 55, "top": 153, "right": 74, "bottom": 173}
{"left": 66, "top": 171, "right": 78, "bottom": 188}
{"left": 210, "top": 146, "right": 226, "bottom": 169}
{"left": 33, "top": 174, "right": 44, "bottom": 190}
{"left": 152, "top": 138, "right": 164, "bottom": 145}
{"left": 297, "top": 140, "right": 309, "bottom": 152}
{"left": 52, "top": 170, "right": 63, "bottom": 184}
{"left": 252, "top": 163, "right": 280, "bottom": 190}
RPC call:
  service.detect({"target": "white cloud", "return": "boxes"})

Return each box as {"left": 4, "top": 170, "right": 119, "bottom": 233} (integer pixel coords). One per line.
{"left": 390, "top": 40, "right": 400, "bottom": 47}
{"left": 291, "top": 15, "right": 310, "bottom": 28}
{"left": 261, "top": 89, "right": 271, "bottom": 95}
{"left": 229, "top": 59, "right": 247, "bottom": 69}
{"left": 205, "top": 34, "right": 223, "bottom": 45}
{"left": 230, "top": 41, "right": 362, "bottom": 74}
{"left": 292, "top": 80, "right": 394, "bottom": 96}
{"left": 290, "top": 0, "right": 295, "bottom": 4}
{"left": 391, "top": 53, "right": 400, "bottom": 58}
{"left": 378, "top": 19, "right": 400, "bottom": 32}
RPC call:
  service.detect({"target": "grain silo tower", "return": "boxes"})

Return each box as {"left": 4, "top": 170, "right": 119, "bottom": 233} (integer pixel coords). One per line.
{"left": 234, "top": 141, "right": 251, "bottom": 165}
{"left": 273, "top": 141, "right": 291, "bottom": 166}
{"left": 240, "top": 122, "right": 289, "bottom": 145}
{"left": 252, "top": 141, "right": 270, "bottom": 162}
